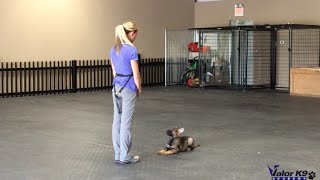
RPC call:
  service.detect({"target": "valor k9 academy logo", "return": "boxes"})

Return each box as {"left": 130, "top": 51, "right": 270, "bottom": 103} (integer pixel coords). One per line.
{"left": 268, "top": 165, "right": 316, "bottom": 180}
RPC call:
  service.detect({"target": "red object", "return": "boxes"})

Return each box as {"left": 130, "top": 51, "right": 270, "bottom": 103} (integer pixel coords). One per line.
{"left": 187, "top": 78, "right": 193, "bottom": 87}
{"left": 200, "top": 46, "right": 209, "bottom": 53}
{"left": 188, "top": 42, "right": 199, "bottom": 52}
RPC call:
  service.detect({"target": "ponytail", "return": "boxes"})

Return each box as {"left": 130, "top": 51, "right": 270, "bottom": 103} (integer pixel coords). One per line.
{"left": 114, "top": 21, "right": 138, "bottom": 53}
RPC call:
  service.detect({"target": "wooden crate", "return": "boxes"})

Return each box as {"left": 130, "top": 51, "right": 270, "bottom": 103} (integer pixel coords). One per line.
{"left": 290, "top": 67, "right": 320, "bottom": 97}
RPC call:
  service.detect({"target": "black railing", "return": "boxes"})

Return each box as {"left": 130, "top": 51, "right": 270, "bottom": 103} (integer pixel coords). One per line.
{"left": 0, "top": 58, "right": 165, "bottom": 98}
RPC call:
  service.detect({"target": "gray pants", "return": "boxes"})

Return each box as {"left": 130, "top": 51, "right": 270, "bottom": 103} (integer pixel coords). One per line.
{"left": 112, "top": 85, "right": 137, "bottom": 161}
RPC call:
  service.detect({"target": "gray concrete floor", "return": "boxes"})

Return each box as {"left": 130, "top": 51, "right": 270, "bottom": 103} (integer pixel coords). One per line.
{"left": 0, "top": 86, "right": 320, "bottom": 180}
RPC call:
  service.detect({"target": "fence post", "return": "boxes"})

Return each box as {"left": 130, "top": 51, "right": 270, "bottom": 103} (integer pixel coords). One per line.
{"left": 270, "top": 28, "right": 277, "bottom": 89}
{"left": 162, "top": 58, "right": 166, "bottom": 86}
{"left": 72, "top": 60, "right": 77, "bottom": 93}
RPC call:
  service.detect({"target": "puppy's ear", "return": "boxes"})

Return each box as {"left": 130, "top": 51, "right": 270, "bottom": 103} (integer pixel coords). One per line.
{"left": 178, "top": 128, "right": 184, "bottom": 134}
{"left": 166, "top": 130, "right": 173, "bottom": 137}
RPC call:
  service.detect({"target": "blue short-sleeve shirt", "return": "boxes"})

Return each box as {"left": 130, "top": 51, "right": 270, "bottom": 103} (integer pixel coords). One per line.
{"left": 110, "top": 44, "right": 139, "bottom": 92}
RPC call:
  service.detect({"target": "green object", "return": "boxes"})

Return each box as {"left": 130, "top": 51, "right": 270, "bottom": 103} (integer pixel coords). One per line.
{"left": 189, "top": 61, "right": 197, "bottom": 70}
{"left": 181, "top": 60, "right": 198, "bottom": 84}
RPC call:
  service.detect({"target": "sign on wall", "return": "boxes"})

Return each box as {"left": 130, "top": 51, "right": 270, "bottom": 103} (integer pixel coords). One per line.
{"left": 234, "top": 3, "right": 244, "bottom": 16}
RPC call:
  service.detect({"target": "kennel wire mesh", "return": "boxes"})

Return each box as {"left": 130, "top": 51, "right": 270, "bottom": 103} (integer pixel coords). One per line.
{"left": 166, "top": 24, "right": 320, "bottom": 91}
{"left": 276, "top": 26, "right": 320, "bottom": 89}
{"left": 197, "top": 24, "right": 320, "bottom": 91}
{"left": 197, "top": 29, "right": 232, "bottom": 87}
{"left": 197, "top": 28, "right": 272, "bottom": 89}
{"left": 239, "top": 30, "right": 271, "bottom": 88}
{"left": 165, "top": 29, "right": 195, "bottom": 86}
{"left": 276, "top": 29, "right": 290, "bottom": 89}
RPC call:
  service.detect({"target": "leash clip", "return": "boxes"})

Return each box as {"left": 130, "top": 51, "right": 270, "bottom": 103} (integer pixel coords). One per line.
{"left": 114, "top": 92, "right": 120, "bottom": 98}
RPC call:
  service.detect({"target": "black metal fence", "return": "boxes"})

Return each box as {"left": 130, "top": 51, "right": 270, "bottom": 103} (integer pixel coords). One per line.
{"left": 0, "top": 58, "right": 165, "bottom": 98}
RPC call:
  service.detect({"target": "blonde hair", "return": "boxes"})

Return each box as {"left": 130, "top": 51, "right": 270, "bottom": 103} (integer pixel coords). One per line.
{"left": 115, "top": 21, "right": 138, "bottom": 53}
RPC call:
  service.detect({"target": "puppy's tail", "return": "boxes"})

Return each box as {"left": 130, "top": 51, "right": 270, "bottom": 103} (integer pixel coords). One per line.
{"left": 193, "top": 144, "right": 200, "bottom": 148}
{"left": 189, "top": 138, "right": 200, "bottom": 150}
{"left": 192, "top": 144, "right": 200, "bottom": 148}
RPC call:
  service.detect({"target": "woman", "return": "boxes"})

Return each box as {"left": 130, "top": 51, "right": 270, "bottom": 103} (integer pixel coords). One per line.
{"left": 109, "top": 21, "right": 142, "bottom": 164}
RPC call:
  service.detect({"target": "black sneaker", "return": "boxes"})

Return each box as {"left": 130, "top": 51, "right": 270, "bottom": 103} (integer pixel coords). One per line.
{"left": 117, "top": 155, "right": 140, "bottom": 165}
{"left": 114, "top": 160, "right": 121, "bottom": 164}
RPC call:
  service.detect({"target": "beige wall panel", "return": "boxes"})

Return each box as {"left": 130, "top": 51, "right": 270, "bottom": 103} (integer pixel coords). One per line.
{"left": 195, "top": 0, "right": 320, "bottom": 27}
{"left": 0, "top": 0, "right": 194, "bottom": 61}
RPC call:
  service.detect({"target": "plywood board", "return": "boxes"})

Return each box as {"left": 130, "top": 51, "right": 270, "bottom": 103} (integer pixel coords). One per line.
{"left": 290, "top": 68, "right": 320, "bottom": 97}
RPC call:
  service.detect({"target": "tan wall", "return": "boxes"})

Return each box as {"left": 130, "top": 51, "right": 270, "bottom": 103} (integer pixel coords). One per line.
{"left": 195, "top": 0, "right": 320, "bottom": 27}
{"left": 0, "top": 0, "right": 194, "bottom": 62}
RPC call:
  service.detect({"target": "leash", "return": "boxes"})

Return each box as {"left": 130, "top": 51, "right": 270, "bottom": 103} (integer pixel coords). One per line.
{"left": 113, "top": 73, "right": 133, "bottom": 114}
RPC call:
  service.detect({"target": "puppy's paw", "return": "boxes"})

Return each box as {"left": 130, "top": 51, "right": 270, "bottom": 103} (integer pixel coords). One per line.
{"left": 157, "top": 149, "right": 166, "bottom": 155}
{"left": 163, "top": 150, "right": 174, "bottom": 156}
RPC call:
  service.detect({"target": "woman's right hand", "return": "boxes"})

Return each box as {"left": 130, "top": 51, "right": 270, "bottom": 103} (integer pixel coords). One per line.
{"left": 137, "top": 89, "right": 142, "bottom": 97}
{"left": 131, "top": 60, "right": 142, "bottom": 98}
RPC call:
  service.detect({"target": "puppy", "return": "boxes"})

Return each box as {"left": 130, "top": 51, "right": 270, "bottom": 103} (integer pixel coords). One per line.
{"left": 158, "top": 127, "right": 200, "bottom": 155}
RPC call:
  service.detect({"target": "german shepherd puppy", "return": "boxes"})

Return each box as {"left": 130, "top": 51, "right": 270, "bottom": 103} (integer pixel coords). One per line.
{"left": 157, "top": 127, "right": 200, "bottom": 155}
